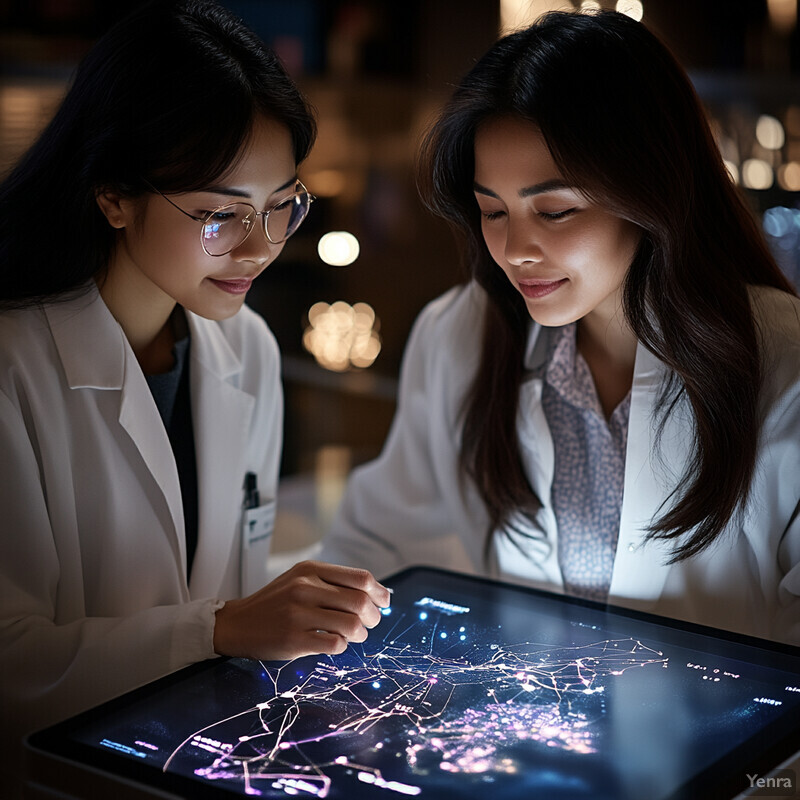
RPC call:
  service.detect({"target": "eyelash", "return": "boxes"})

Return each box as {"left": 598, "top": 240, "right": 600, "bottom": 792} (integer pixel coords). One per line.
{"left": 481, "top": 208, "right": 577, "bottom": 221}
{"left": 539, "top": 208, "right": 576, "bottom": 220}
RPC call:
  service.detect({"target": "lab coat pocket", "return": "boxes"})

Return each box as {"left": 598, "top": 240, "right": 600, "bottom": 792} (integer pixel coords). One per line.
{"left": 240, "top": 499, "right": 276, "bottom": 595}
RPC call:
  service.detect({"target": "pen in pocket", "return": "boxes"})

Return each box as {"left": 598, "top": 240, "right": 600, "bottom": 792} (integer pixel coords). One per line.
{"left": 243, "top": 472, "right": 259, "bottom": 509}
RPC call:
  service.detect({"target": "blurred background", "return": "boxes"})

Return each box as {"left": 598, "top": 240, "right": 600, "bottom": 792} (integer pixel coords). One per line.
{"left": 1, "top": 0, "right": 799, "bottom": 566}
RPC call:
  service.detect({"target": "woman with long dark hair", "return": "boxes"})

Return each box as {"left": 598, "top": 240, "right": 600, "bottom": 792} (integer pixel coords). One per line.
{"left": 0, "top": 1, "right": 388, "bottom": 791}
{"left": 323, "top": 10, "right": 800, "bottom": 644}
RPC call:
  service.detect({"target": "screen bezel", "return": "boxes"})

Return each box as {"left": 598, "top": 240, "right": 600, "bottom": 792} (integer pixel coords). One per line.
{"left": 25, "top": 566, "right": 800, "bottom": 800}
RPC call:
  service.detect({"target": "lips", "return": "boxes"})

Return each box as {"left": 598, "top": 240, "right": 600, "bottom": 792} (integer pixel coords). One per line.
{"left": 517, "top": 278, "right": 567, "bottom": 299}
{"left": 208, "top": 277, "right": 253, "bottom": 295}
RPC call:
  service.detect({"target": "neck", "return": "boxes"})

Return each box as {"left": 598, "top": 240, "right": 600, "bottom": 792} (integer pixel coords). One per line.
{"left": 576, "top": 308, "right": 638, "bottom": 419}
{"left": 97, "top": 255, "right": 178, "bottom": 375}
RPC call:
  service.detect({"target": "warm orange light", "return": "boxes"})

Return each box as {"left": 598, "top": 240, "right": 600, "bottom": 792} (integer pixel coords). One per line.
{"left": 499, "top": 0, "right": 573, "bottom": 33}
{"left": 767, "top": 0, "right": 797, "bottom": 34}
{"left": 742, "top": 159, "right": 774, "bottom": 190}
{"left": 305, "top": 169, "right": 346, "bottom": 198}
{"left": 778, "top": 162, "right": 800, "bottom": 192}
{"left": 303, "top": 301, "right": 381, "bottom": 371}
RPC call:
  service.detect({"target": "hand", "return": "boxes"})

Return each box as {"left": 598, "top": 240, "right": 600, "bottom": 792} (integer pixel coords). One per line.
{"left": 212, "top": 560, "right": 392, "bottom": 661}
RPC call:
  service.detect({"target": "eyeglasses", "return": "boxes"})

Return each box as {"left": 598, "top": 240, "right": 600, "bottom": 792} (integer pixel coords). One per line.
{"left": 144, "top": 180, "right": 315, "bottom": 256}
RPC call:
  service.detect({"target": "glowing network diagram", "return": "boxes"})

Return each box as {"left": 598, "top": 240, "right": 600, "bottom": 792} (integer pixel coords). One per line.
{"left": 156, "top": 597, "right": 669, "bottom": 798}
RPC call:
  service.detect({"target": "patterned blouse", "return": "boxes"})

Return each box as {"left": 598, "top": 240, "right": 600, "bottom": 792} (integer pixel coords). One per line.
{"left": 539, "top": 323, "right": 631, "bottom": 602}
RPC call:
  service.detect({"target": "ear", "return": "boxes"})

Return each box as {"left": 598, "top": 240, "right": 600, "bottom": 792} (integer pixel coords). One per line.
{"left": 95, "top": 189, "right": 129, "bottom": 229}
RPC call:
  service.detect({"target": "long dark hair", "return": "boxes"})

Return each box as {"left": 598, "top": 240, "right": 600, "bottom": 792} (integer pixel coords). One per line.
{"left": 0, "top": 0, "right": 316, "bottom": 309}
{"left": 417, "top": 10, "right": 795, "bottom": 562}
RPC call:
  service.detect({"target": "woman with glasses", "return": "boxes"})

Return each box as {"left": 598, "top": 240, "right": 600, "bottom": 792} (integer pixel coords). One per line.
{"left": 323, "top": 11, "right": 800, "bottom": 644}
{"left": 0, "top": 1, "right": 388, "bottom": 790}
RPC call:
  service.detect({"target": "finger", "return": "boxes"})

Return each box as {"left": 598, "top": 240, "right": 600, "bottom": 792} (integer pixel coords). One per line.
{"left": 265, "top": 630, "right": 348, "bottom": 661}
{"left": 313, "top": 630, "right": 349, "bottom": 656}
{"left": 305, "top": 607, "right": 369, "bottom": 644}
{"left": 308, "top": 583, "right": 384, "bottom": 630}
{"left": 301, "top": 561, "right": 392, "bottom": 607}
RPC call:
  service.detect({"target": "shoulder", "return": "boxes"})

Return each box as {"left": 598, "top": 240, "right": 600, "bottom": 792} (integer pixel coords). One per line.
{"left": 0, "top": 303, "right": 48, "bottom": 340}
{"left": 407, "top": 281, "right": 487, "bottom": 368}
{"left": 413, "top": 281, "right": 487, "bottom": 335}
{"left": 393, "top": 281, "right": 488, "bottom": 414}
{"left": 0, "top": 303, "right": 58, "bottom": 380}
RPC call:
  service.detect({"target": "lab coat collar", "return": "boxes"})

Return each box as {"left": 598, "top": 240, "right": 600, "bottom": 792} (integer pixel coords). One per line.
{"left": 517, "top": 320, "right": 684, "bottom": 606}
{"left": 45, "top": 286, "right": 126, "bottom": 390}
{"left": 185, "top": 311, "right": 243, "bottom": 382}
{"left": 45, "top": 287, "right": 257, "bottom": 601}
{"left": 523, "top": 319, "right": 550, "bottom": 374}
{"left": 44, "top": 285, "right": 246, "bottom": 387}
{"left": 45, "top": 286, "right": 189, "bottom": 594}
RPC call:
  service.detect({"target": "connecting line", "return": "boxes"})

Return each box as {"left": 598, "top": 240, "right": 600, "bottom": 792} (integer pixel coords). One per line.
{"left": 163, "top": 621, "right": 669, "bottom": 791}
{"left": 162, "top": 705, "right": 257, "bottom": 773}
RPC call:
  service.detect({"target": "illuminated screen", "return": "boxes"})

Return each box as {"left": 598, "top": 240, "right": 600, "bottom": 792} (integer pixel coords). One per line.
{"left": 26, "top": 567, "right": 800, "bottom": 799}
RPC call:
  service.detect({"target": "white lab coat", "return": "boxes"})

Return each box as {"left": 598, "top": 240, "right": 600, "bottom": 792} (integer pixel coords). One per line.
{"left": 323, "top": 281, "right": 800, "bottom": 645}
{"left": 0, "top": 286, "right": 282, "bottom": 791}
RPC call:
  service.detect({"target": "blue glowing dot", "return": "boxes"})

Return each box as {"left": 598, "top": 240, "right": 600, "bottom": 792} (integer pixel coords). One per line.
{"left": 419, "top": 612, "right": 428, "bottom": 620}
{"left": 460, "top": 635, "right": 466, "bottom": 641}
{"left": 372, "top": 681, "right": 381, "bottom": 689}
{"left": 459, "top": 627, "right": 465, "bottom": 632}
{"left": 440, "top": 632, "right": 448, "bottom": 639}
{"left": 381, "top": 607, "right": 392, "bottom": 616}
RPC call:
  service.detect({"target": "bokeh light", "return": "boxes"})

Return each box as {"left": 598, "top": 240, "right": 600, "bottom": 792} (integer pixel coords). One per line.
{"left": 306, "top": 169, "right": 346, "bottom": 198}
{"left": 778, "top": 162, "right": 800, "bottom": 192}
{"left": 616, "top": 0, "right": 644, "bottom": 21}
{"left": 318, "top": 231, "right": 360, "bottom": 267}
{"left": 755, "top": 115, "right": 786, "bottom": 150}
{"left": 742, "top": 158, "right": 774, "bottom": 190}
{"left": 303, "top": 301, "right": 382, "bottom": 372}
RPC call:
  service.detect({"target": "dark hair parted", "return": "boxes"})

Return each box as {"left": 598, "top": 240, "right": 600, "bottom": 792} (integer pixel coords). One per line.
{"left": 417, "top": 10, "right": 795, "bottom": 562}
{"left": 0, "top": 0, "right": 316, "bottom": 309}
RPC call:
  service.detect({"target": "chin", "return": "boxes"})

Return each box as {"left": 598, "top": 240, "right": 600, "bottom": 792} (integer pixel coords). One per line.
{"left": 527, "top": 308, "right": 583, "bottom": 329}
{"left": 188, "top": 298, "right": 246, "bottom": 322}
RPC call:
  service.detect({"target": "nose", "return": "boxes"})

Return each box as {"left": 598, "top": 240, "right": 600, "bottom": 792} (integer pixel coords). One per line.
{"left": 230, "top": 223, "right": 283, "bottom": 266}
{"left": 504, "top": 215, "right": 543, "bottom": 266}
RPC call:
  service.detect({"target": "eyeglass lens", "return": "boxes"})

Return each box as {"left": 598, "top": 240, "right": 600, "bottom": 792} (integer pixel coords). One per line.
{"left": 201, "top": 192, "right": 311, "bottom": 256}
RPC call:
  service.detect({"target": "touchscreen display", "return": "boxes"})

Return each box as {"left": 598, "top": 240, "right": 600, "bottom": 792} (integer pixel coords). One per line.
{"left": 34, "top": 568, "right": 800, "bottom": 799}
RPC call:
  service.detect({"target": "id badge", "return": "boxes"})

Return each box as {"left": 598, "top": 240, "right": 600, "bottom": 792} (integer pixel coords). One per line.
{"left": 240, "top": 499, "right": 276, "bottom": 595}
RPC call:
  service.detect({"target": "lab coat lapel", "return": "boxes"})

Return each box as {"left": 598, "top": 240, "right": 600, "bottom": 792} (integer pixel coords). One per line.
{"left": 186, "top": 314, "right": 255, "bottom": 599}
{"left": 507, "top": 324, "right": 563, "bottom": 583}
{"left": 45, "top": 289, "right": 188, "bottom": 585}
{"left": 518, "top": 322, "right": 555, "bottom": 505}
{"left": 610, "top": 342, "right": 687, "bottom": 606}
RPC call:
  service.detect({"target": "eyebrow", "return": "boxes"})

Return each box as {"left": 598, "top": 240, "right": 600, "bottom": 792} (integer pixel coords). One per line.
{"left": 201, "top": 175, "right": 299, "bottom": 199}
{"left": 473, "top": 178, "right": 573, "bottom": 198}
